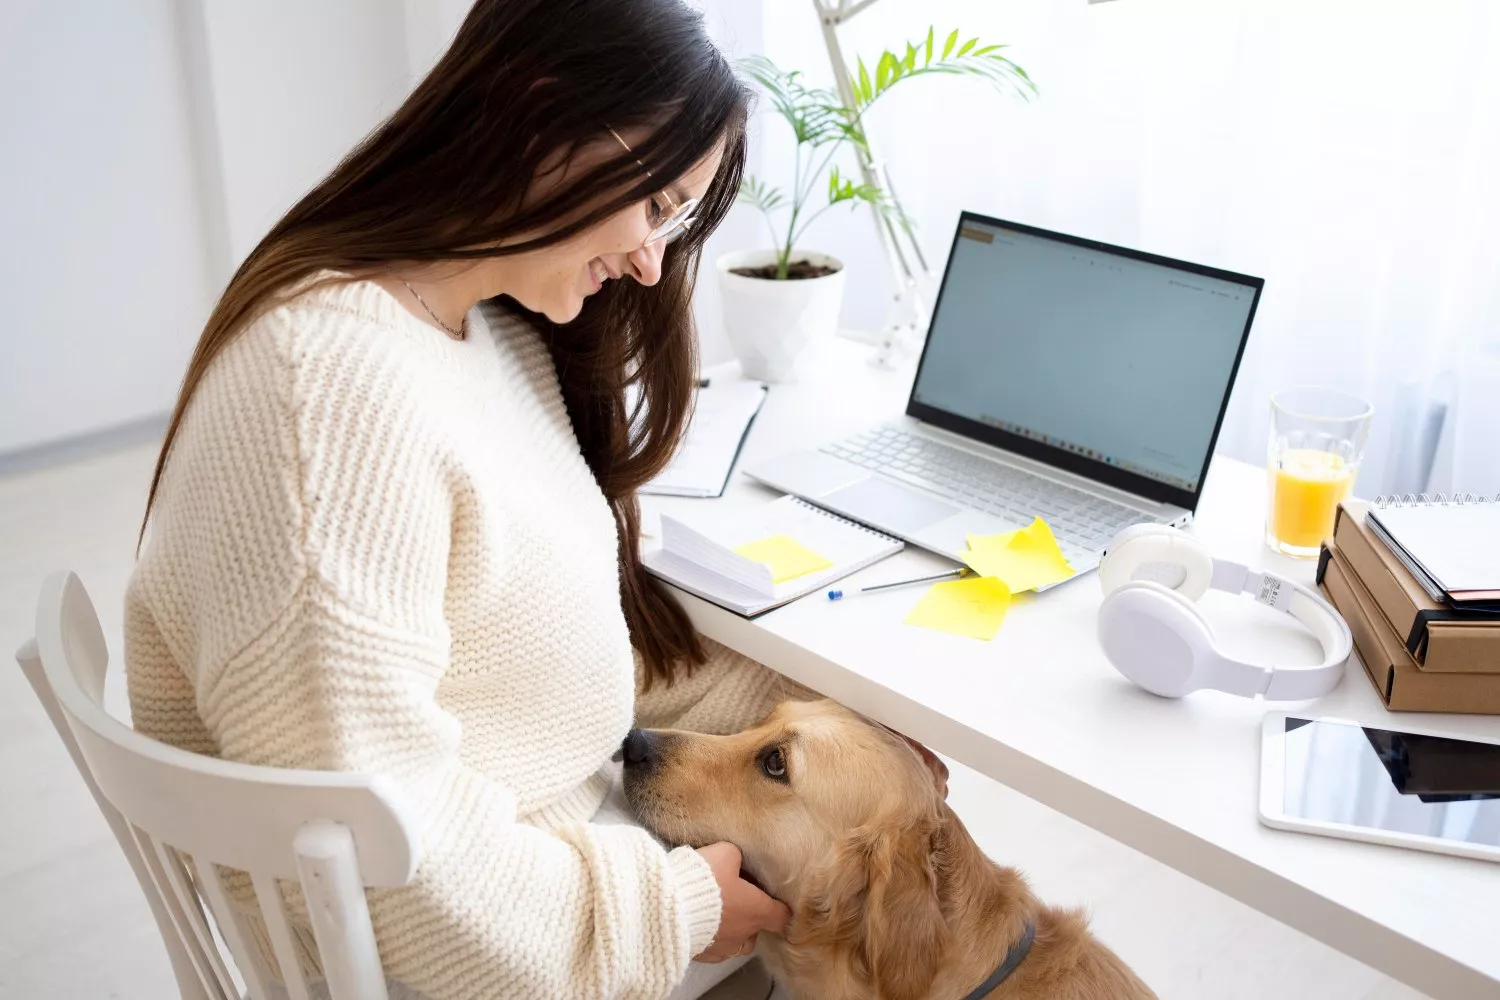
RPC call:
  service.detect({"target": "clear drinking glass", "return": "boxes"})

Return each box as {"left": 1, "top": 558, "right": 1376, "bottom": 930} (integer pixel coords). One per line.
{"left": 1266, "top": 386, "right": 1373, "bottom": 558}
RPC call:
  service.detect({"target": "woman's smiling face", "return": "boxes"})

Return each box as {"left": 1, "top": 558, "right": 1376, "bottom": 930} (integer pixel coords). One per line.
{"left": 495, "top": 129, "right": 725, "bottom": 323}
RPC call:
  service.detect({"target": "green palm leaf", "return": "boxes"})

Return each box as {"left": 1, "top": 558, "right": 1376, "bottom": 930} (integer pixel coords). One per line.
{"left": 849, "top": 26, "right": 1037, "bottom": 114}
{"left": 734, "top": 29, "right": 1032, "bottom": 279}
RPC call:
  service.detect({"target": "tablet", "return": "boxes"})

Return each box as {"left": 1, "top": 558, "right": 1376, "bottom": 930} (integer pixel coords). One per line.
{"left": 1259, "top": 712, "right": 1500, "bottom": 864}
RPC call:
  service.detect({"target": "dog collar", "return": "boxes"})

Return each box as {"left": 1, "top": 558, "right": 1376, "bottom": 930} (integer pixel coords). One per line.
{"left": 958, "top": 920, "right": 1035, "bottom": 1000}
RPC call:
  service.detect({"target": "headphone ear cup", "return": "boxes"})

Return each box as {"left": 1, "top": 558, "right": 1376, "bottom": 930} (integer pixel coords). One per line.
{"left": 1099, "top": 526, "right": 1215, "bottom": 601}
{"left": 1098, "top": 582, "right": 1216, "bottom": 698}
{"left": 1099, "top": 524, "right": 1178, "bottom": 595}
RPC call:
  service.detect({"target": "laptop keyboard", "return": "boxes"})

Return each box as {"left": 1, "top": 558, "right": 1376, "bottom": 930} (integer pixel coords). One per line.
{"left": 821, "top": 427, "right": 1151, "bottom": 558}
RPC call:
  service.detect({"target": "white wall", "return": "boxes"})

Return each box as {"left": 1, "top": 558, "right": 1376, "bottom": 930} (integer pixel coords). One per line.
{"left": 200, "top": 1, "right": 413, "bottom": 266}
{"left": 0, "top": 1, "right": 211, "bottom": 455}
{"left": 7, "top": 1, "right": 1495, "bottom": 493}
{"left": 400, "top": 0, "right": 472, "bottom": 84}
{"left": 0, "top": 1, "right": 421, "bottom": 460}
{"left": 739, "top": 0, "right": 1500, "bottom": 494}
{"left": 691, "top": 0, "right": 766, "bottom": 366}
{"left": 0, "top": 0, "right": 762, "bottom": 462}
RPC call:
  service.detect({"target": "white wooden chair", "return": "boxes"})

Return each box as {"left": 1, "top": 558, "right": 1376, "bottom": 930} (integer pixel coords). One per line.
{"left": 15, "top": 572, "right": 420, "bottom": 1000}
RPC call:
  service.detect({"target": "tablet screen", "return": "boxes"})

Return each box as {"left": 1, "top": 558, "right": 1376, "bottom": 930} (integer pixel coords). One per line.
{"left": 1281, "top": 717, "right": 1500, "bottom": 848}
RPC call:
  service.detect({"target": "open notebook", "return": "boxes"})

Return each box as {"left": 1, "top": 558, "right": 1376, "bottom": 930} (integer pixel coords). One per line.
{"left": 644, "top": 495, "right": 904, "bottom": 616}
{"left": 639, "top": 380, "right": 768, "bottom": 498}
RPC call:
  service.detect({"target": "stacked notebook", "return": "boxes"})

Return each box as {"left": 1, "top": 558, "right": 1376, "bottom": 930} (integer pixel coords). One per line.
{"left": 643, "top": 495, "right": 903, "bottom": 616}
{"left": 1318, "top": 496, "right": 1500, "bottom": 714}
{"left": 1365, "top": 500, "right": 1500, "bottom": 608}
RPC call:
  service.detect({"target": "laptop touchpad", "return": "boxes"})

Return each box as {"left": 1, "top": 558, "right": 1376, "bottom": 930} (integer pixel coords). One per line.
{"left": 822, "top": 477, "right": 960, "bottom": 534}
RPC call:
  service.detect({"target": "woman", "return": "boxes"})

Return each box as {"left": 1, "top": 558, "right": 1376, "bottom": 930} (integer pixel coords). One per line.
{"left": 125, "top": 1, "right": 803, "bottom": 997}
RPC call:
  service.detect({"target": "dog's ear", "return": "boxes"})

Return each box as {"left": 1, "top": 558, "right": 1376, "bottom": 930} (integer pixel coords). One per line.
{"left": 876, "top": 723, "right": 950, "bottom": 800}
{"left": 862, "top": 818, "right": 948, "bottom": 1000}
{"left": 788, "top": 818, "right": 947, "bottom": 998}
{"left": 790, "top": 827, "right": 877, "bottom": 955}
{"left": 902, "top": 735, "right": 950, "bottom": 800}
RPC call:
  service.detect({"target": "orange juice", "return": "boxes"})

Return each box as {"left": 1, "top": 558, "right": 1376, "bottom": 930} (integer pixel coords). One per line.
{"left": 1269, "top": 449, "right": 1355, "bottom": 550}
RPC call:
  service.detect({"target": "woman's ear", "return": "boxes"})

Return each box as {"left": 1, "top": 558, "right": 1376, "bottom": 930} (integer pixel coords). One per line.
{"left": 862, "top": 819, "right": 948, "bottom": 1000}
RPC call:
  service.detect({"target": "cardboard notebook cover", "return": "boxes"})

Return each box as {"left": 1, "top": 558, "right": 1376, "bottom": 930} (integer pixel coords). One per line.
{"left": 1332, "top": 501, "right": 1500, "bottom": 674}
{"left": 1318, "top": 543, "right": 1500, "bottom": 714}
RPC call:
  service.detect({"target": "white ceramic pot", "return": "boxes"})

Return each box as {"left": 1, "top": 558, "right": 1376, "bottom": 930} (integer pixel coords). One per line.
{"left": 716, "top": 249, "right": 846, "bottom": 383}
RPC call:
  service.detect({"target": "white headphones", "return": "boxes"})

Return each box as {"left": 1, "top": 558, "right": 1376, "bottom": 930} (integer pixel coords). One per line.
{"left": 1097, "top": 524, "right": 1352, "bottom": 700}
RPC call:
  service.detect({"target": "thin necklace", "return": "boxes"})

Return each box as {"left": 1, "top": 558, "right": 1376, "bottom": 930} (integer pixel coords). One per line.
{"left": 402, "top": 280, "right": 466, "bottom": 340}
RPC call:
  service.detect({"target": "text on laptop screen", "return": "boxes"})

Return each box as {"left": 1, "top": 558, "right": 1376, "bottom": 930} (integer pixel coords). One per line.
{"left": 911, "top": 220, "right": 1257, "bottom": 493}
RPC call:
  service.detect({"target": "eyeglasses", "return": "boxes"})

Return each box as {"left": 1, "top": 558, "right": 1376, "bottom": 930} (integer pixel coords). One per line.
{"left": 608, "top": 126, "right": 699, "bottom": 248}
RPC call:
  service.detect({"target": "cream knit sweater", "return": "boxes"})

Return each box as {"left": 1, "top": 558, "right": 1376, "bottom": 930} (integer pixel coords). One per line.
{"left": 125, "top": 277, "right": 810, "bottom": 1000}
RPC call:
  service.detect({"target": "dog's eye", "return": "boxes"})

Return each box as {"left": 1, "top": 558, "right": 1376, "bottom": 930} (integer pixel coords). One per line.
{"left": 760, "top": 747, "right": 787, "bottom": 781}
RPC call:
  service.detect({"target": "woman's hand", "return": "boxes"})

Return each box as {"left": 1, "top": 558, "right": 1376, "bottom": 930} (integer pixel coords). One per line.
{"left": 694, "top": 842, "right": 791, "bottom": 962}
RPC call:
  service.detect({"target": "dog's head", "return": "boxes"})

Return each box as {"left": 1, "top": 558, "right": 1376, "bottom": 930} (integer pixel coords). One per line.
{"left": 623, "top": 699, "right": 953, "bottom": 998}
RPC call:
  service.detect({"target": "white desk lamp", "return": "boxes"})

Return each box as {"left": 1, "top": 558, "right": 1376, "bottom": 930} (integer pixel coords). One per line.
{"left": 811, "top": 0, "right": 933, "bottom": 369}
{"left": 811, "top": 1, "right": 1110, "bottom": 365}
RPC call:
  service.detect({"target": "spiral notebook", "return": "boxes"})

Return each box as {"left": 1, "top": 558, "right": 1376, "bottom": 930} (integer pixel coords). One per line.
{"left": 639, "top": 379, "right": 768, "bottom": 498}
{"left": 644, "top": 495, "right": 904, "bottom": 616}
{"left": 1367, "top": 494, "right": 1500, "bottom": 607}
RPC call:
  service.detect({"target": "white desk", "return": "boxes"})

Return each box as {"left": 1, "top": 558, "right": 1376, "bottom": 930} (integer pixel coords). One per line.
{"left": 642, "top": 335, "right": 1500, "bottom": 1000}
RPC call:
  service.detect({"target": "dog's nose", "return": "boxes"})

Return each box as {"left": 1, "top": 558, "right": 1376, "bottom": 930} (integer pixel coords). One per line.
{"left": 622, "top": 728, "right": 655, "bottom": 768}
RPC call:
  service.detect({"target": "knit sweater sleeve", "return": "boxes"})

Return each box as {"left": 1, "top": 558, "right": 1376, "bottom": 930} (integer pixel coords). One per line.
{"left": 129, "top": 309, "right": 720, "bottom": 1000}
{"left": 124, "top": 594, "right": 217, "bottom": 757}
{"left": 633, "top": 638, "right": 821, "bottom": 735}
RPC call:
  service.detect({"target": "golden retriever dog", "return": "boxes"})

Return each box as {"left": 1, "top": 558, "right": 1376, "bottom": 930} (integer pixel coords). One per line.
{"left": 623, "top": 699, "right": 1156, "bottom": 1000}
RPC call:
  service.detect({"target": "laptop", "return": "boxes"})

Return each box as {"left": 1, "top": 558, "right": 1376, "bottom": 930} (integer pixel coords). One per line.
{"left": 744, "top": 211, "right": 1263, "bottom": 583}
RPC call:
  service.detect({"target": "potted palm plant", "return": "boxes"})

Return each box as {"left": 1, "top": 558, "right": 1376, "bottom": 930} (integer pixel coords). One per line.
{"left": 721, "top": 28, "right": 1033, "bottom": 381}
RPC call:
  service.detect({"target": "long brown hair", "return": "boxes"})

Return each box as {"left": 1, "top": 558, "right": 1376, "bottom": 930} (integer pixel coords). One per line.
{"left": 140, "top": 0, "right": 750, "bottom": 686}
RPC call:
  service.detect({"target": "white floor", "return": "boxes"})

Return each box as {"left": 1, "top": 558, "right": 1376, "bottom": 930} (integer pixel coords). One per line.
{"left": 0, "top": 443, "right": 1430, "bottom": 1000}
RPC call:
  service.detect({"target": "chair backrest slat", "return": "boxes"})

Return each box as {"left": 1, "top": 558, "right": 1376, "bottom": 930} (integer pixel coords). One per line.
{"left": 253, "top": 871, "right": 314, "bottom": 1000}
{"left": 196, "top": 856, "right": 279, "bottom": 1000}
{"left": 152, "top": 837, "right": 241, "bottom": 998}
{"left": 294, "top": 823, "right": 389, "bottom": 1000}
{"left": 134, "top": 826, "right": 232, "bottom": 1000}
{"left": 15, "top": 640, "right": 213, "bottom": 1000}
{"left": 19, "top": 572, "right": 421, "bottom": 1000}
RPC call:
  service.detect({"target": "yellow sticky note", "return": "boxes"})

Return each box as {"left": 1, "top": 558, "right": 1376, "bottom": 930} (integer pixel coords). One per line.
{"left": 904, "top": 576, "right": 1012, "bottom": 641}
{"left": 965, "top": 530, "right": 1010, "bottom": 551}
{"left": 732, "top": 534, "right": 833, "bottom": 583}
{"left": 962, "top": 517, "right": 1075, "bottom": 593}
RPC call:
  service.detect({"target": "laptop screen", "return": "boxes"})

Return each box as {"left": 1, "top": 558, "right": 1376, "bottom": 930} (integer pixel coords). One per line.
{"left": 908, "top": 214, "right": 1262, "bottom": 509}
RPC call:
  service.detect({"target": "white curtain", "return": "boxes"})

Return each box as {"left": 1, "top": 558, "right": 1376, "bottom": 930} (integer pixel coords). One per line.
{"left": 756, "top": 0, "right": 1500, "bottom": 496}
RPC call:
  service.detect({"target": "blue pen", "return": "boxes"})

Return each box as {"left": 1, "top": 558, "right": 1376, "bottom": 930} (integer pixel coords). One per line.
{"left": 828, "top": 567, "right": 967, "bottom": 600}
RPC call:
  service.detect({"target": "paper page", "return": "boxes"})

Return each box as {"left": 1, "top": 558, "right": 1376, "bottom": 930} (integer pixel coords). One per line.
{"left": 660, "top": 514, "right": 776, "bottom": 597}
{"left": 641, "top": 548, "right": 773, "bottom": 614}
{"left": 734, "top": 498, "right": 896, "bottom": 602}
{"left": 904, "top": 576, "right": 1012, "bottom": 640}
{"left": 1371, "top": 504, "right": 1500, "bottom": 595}
{"left": 651, "top": 496, "right": 903, "bottom": 613}
{"left": 962, "top": 517, "right": 1075, "bottom": 593}
{"left": 640, "top": 380, "right": 767, "bottom": 496}
{"left": 732, "top": 535, "right": 833, "bottom": 583}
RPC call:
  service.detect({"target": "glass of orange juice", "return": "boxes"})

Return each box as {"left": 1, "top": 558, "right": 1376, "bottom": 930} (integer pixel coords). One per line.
{"left": 1267, "top": 386, "right": 1372, "bottom": 558}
